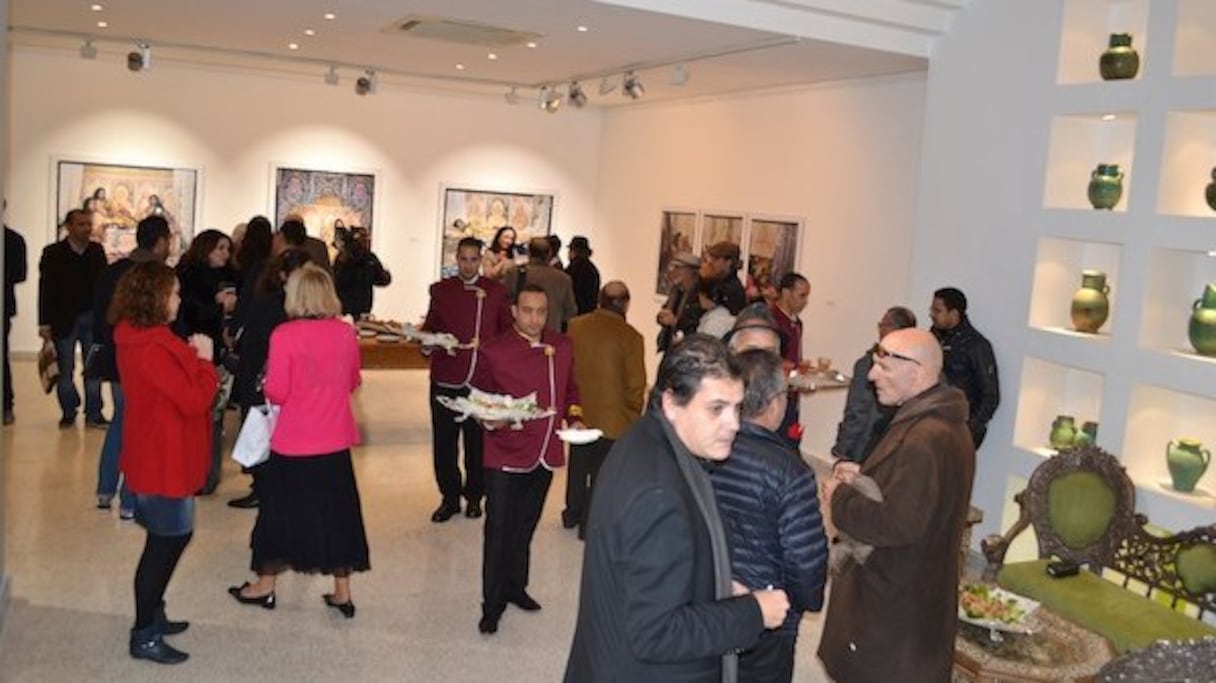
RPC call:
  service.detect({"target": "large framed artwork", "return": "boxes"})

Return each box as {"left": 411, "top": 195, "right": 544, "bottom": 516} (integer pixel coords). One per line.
{"left": 654, "top": 209, "right": 698, "bottom": 297}
{"left": 273, "top": 166, "right": 375, "bottom": 261}
{"left": 699, "top": 213, "right": 744, "bottom": 257}
{"left": 747, "top": 217, "right": 802, "bottom": 302}
{"left": 438, "top": 186, "right": 553, "bottom": 278}
{"left": 55, "top": 159, "right": 198, "bottom": 265}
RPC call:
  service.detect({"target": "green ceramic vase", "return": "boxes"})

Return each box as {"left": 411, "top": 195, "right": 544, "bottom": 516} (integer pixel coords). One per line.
{"left": 1072, "top": 421, "right": 1098, "bottom": 447}
{"left": 1099, "top": 33, "right": 1140, "bottom": 80}
{"left": 1088, "top": 164, "right": 1123, "bottom": 210}
{"left": 1189, "top": 283, "right": 1216, "bottom": 356}
{"left": 1166, "top": 438, "right": 1210, "bottom": 493}
{"left": 1205, "top": 167, "right": 1216, "bottom": 212}
{"left": 1049, "top": 415, "right": 1077, "bottom": 450}
{"left": 1071, "top": 270, "right": 1111, "bottom": 333}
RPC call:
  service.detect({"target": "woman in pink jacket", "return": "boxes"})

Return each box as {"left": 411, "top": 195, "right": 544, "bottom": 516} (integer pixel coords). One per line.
{"left": 227, "top": 264, "right": 368, "bottom": 617}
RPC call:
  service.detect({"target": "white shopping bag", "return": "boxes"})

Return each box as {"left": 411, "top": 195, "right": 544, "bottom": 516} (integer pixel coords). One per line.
{"left": 231, "top": 404, "right": 279, "bottom": 468}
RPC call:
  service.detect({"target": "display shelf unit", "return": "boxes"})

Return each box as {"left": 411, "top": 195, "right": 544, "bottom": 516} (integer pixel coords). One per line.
{"left": 1043, "top": 113, "right": 1137, "bottom": 212}
{"left": 1139, "top": 246, "right": 1216, "bottom": 357}
{"left": 1157, "top": 109, "right": 1216, "bottom": 217}
{"left": 1028, "top": 236, "right": 1122, "bottom": 336}
{"left": 1057, "top": 0, "right": 1150, "bottom": 85}
{"left": 1012, "top": 356, "right": 1104, "bottom": 456}
{"left": 1173, "top": 0, "right": 1216, "bottom": 78}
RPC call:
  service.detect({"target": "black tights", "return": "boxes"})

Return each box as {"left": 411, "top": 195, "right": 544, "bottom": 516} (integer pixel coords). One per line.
{"left": 133, "top": 532, "right": 192, "bottom": 630}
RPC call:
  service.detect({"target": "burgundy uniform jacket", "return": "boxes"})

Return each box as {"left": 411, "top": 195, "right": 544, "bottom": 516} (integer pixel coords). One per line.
{"left": 423, "top": 276, "right": 513, "bottom": 388}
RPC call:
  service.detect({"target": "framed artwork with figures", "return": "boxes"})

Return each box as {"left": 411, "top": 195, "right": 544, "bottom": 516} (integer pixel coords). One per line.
{"left": 273, "top": 166, "right": 376, "bottom": 261}
{"left": 747, "top": 216, "right": 802, "bottom": 304}
{"left": 654, "top": 209, "right": 698, "bottom": 297}
{"left": 438, "top": 185, "right": 554, "bottom": 278}
{"left": 55, "top": 159, "right": 199, "bottom": 265}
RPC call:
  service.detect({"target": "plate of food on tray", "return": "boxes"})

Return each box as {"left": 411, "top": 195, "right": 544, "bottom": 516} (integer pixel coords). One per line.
{"left": 958, "top": 583, "right": 1040, "bottom": 634}
{"left": 435, "top": 389, "right": 556, "bottom": 427}
{"left": 400, "top": 323, "right": 460, "bottom": 351}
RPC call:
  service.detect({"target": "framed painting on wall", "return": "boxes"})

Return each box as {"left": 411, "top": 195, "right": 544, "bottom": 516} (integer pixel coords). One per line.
{"left": 438, "top": 186, "right": 554, "bottom": 278}
{"left": 55, "top": 159, "right": 199, "bottom": 265}
{"left": 700, "top": 213, "right": 744, "bottom": 257}
{"left": 654, "top": 209, "right": 698, "bottom": 297}
{"left": 273, "top": 166, "right": 375, "bottom": 261}
{"left": 747, "top": 217, "right": 802, "bottom": 303}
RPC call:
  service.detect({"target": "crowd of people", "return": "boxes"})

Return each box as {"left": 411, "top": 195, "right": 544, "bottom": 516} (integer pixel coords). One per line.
{"left": 3, "top": 204, "right": 1003, "bottom": 681}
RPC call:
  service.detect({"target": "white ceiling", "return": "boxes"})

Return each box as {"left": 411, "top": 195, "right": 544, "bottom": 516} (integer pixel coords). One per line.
{"left": 8, "top": 0, "right": 960, "bottom": 106}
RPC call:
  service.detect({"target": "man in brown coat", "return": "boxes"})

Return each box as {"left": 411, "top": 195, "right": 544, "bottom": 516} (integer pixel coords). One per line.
{"left": 563, "top": 281, "right": 646, "bottom": 538}
{"left": 818, "top": 328, "right": 976, "bottom": 683}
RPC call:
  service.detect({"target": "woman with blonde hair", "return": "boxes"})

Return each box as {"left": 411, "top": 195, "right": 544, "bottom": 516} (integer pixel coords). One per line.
{"left": 227, "top": 264, "right": 369, "bottom": 617}
{"left": 112, "top": 261, "right": 218, "bottom": 664}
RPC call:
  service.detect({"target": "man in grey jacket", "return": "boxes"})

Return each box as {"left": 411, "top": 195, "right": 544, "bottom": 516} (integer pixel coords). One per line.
{"left": 504, "top": 237, "right": 576, "bottom": 332}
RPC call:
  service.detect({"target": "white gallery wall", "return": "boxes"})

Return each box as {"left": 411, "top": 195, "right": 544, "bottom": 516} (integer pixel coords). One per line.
{"left": 1, "top": 0, "right": 11, "bottom": 625}
{"left": 5, "top": 45, "right": 604, "bottom": 354}
{"left": 594, "top": 74, "right": 927, "bottom": 458}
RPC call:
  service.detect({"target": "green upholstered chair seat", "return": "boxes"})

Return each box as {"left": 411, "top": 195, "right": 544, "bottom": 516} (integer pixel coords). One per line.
{"left": 998, "top": 560, "right": 1216, "bottom": 653}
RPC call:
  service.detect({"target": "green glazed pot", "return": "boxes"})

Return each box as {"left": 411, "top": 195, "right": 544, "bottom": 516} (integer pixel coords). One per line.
{"left": 1088, "top": 164, "right": 1123, "bottom": 210}
{"left": 1099, "top": 33, "right": 1140, "bottom": 80}
{"left": 1205, "top": 167, "right": 1216, "bottom": 212}
{"left": 1072, "top": 421, "right": 1098, "bottom": 447}
{"left": 1189, "top": 283, "right": 1216, "bottom": 356}
{"left": 1071, "top": 270, "right": 1110, "bottom": 333}
{"left": 1166, "top": 438, "right": 1210, "bottom": 493}
{"left": 1049, "top": 415, "right": 1077, "bottom": 450}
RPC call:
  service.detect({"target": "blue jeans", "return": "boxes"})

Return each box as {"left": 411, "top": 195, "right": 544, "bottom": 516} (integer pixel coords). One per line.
{"left": 134, "top": 495, "right": 195, "bottom": 536}
{"left": 53, "top": 311, "right": 103, "bottom": 421}
{"left": 96, "top": 382, "right": 133, "bottom": 508}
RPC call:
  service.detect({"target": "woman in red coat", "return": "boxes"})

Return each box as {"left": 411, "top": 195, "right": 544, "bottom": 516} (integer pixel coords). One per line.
{"left": 112, "top": 261, "right": 218, "bottom": 665}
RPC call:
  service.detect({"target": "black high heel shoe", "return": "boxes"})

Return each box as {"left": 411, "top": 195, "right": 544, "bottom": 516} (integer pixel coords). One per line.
{"left": 322, "top": 594, "right": 356, "bottom": 618}
{"left": 227, "top": 582, "right": 275, "bottom": 609}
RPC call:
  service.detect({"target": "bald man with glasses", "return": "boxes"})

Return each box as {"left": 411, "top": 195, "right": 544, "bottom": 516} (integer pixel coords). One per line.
{"left": 818, "top": 328, "right": 976, "bottom": 683}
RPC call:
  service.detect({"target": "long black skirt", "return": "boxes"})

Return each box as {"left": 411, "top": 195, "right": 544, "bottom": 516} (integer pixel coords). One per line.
{"left": 250, "top": 449, "right": 370, "bottom": 576}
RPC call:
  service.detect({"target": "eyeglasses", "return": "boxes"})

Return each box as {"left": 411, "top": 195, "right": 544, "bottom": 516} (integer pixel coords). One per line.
{"left": 873, "top": 345, "right": 921, "bottom": 366}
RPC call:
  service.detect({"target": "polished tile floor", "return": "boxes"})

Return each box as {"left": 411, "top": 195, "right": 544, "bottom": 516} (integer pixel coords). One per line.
{"left": 0, "top": 363, "right": 832, "bottom": 682}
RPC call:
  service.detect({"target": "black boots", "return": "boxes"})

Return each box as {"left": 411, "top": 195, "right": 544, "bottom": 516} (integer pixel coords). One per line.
{"left": 155, "top": 601, "right": 189, "bottom": 635}
{"left": 129, "top": 625, "right": 188, "bottom": 665}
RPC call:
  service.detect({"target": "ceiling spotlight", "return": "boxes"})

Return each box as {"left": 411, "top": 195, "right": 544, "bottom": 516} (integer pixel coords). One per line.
{"left": 623, "top": 72, "right": 644, "bottom": 99}
{"left": 304, "top": 28, "right": 316, "bottom": 37}
{"left": 80, "top": 40, "right": 98, "bottom": 60}
{"left": 568, "top": 81, "right": 587, "bottom": 108}
{"left": 126, "top": 43, "right": 151, "bottom": 72}
{"left": 597, "top": 76, "right": 616, "bottom": 96}
{"left": 96, "top": 20, "right": 108, "bottom": 28}
{"left": 288, "top": 42, "right": 300, "bottom": 51}
{"left": 354, "top": 69, "right": 377, "bottom": 96}
{"left": 324, "top": 66, "right": 339, "bottom": 86}
{"left": 538, "top": 86, "right": 562, "bottom": 113}
{"left": 669, "top": 64, "right": 690, "bottom": 86}
{"left": 323, "top": 12, "right": 336, "bottom": 20}
{"left": 90, "top": 3, "right": 104, "bottom": 11}
{"left": 526, "top": 41, "right": 538, "bottom": 49}
{"left": 504, "top": 87, "right": 519, "bottom": 105}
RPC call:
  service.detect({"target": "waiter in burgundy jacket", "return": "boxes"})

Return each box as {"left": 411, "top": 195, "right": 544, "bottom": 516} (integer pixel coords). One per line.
{"left": 771, "top": 272, "right": 811, "bottom": 446}
{"left": 423, "top": 237, "right": 514, "bottom": 523}
{"left": 472, "top": 283, "right": 583, "bottom": 636}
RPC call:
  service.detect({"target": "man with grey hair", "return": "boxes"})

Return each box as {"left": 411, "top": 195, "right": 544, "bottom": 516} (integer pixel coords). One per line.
{"left": 709, "top": 349, "right": 827, "bottom": 683}
{"left": 724, "top": 302, "right": 784, "bottom": 355}
{"left": 831, "top": 305, "right": 919, "bottom": 463}
{"left": 818, "top": 328, "right": 975, "bottom": 683}
{"left": 504, "top": 236, "right": 577, "bottom": 332}
{"left": 565, "top": 335, "right": 789, "bottom": 682}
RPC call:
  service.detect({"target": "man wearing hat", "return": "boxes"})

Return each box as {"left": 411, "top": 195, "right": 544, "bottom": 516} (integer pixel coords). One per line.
{"left": 703, "top": 241, "right": 747, "bottom": 315}
{"left": 565, "top": 236, "right": 601, "bottom": 317}
{"left": 656, "top": 252, "right": 703, "bottom": 353}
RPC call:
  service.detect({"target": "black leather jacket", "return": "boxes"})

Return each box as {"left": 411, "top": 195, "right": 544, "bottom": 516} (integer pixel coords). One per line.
{"left": 932, "top": 317, "right": 1000, "bottom": 447}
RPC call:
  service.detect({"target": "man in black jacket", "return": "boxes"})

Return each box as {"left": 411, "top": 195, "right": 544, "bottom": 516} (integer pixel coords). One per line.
{"left": 929, "top": 287, "right": 1000, "bottom": 448}
{"left": 38, "top": 208, "right": 108, "bottom": 428}
{"left": 4, "top": 202, "right": 28, "bottom": 425}
{"left": 564, "top": 335, "right": 789, "bottom": 683}
{"left": 564, "top": 236, "right": 600, "bottom": 316}
{"left": 91, "top": 216, "right": 171, "bottom": 516}
{"left": 333, "top": 227, "right": 391, "bottom": 318}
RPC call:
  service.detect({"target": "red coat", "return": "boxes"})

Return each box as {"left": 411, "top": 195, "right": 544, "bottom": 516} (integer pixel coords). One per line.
{"left": 422, "top": 276, "right": 513, "bottom": 387}
{"left": 770, "top": 304, "right": 803, "bottom": 367}
{"left": 115, "top": 322, "right": 218, "bottom": 497}
{"left": 472, "top": 328, "right": 580, "bottom": 471}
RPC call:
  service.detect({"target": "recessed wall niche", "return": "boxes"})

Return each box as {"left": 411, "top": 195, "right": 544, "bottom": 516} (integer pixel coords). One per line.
{"left": 1124, "top": 384, "right": 1216, "bottom": 503}
{"left": 1173, "top": 0, "right": 1216, "bottom": 78}
{"left": 1044, "top": 113, "right": 1137, "bottom": 212}
{"left": 1140, "top": 247, "right": 1216, "bottom": 360}
{"left": 1057, "top": 0, "right": 1150, "bottom": 85}
{"left": 1012, "top": 356, "right": 1104, "bottom": 457}
{"left": 1028, "top": 236, "right": 1121, "bottom": 337}
{"left": 1157, "top": 109, "right": 1216, "bottom": 217}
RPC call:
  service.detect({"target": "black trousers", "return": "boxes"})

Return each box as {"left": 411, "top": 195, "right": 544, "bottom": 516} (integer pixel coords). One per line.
{"left": 430, "top": 384, "right": 484, "bottom": 504}
{"left": 2, "top": 316, "right": 12, "bottom": 413}
{"left": 482, "top": 467, "right": 551, "bottom": 615}
{"left": 739, "top": 631, "right": 797, "bottom": 683}
{"left": 564, "top": 437, "right": 614, "bottom": 534}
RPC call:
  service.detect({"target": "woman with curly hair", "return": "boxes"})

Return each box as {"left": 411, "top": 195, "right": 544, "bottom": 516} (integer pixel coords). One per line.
{"left": 111, "top": 261, "right": 218, "bottom": 664}
{"left": 481, "top": 226, "right": 518, "bottom": 280}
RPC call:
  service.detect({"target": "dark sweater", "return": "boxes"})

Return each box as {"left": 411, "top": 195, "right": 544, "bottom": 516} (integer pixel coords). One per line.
{"left": 38, "top": 239, "right": 107, "bottom": 337}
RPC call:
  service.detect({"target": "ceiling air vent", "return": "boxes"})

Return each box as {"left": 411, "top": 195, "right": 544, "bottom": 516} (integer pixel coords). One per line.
{"left": 390, "top": 15, "right": 541, "bottom": 47}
